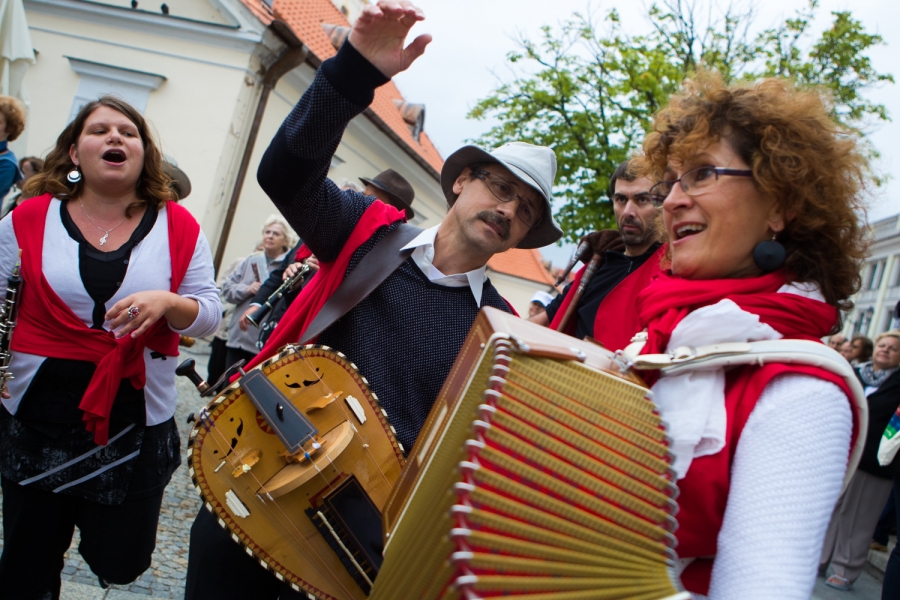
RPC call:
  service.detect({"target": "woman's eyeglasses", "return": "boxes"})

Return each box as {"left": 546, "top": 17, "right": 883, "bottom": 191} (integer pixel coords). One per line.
{"left": 649, "top": 166, "right": 753, "bottom": 206}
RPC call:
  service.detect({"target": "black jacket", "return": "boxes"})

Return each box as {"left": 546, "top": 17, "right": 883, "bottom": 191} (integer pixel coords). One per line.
{"left": 855, "top": 368, "right": 900, "bottom": 479}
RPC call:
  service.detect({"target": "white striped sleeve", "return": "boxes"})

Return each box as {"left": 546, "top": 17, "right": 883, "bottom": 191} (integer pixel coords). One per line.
{"left": 170, "top": 230, "right": 221, "bottom": 338}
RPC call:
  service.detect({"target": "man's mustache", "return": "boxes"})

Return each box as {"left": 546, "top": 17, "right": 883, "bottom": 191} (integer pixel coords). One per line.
{"left": 477, "top": 211, "right": 510, "bottom": 240}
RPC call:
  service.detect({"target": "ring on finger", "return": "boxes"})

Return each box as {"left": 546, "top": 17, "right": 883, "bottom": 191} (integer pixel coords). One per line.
{"left": 127, "top": 306, "right": 140, "bottom": 320}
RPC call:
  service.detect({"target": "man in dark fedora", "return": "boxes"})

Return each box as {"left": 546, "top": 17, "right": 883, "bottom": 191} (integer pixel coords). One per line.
{"left": 184, "top": 2, "right": 563, "bottom": 598}
{"left": 359, "top": 168, "right": 416, "bottom": 219}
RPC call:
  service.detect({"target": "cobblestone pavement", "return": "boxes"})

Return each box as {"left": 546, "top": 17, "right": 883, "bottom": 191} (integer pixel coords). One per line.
{"left": 0, "top": 341, "right": 213, "bottom": 599}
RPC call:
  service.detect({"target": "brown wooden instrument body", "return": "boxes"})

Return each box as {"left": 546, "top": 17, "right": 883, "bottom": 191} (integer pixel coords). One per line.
{"left": 187, "top": 345, "right": 404, "bottom": 600}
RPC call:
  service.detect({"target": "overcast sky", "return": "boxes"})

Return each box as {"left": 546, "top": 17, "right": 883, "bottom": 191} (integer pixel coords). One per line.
{"left": 391, "top": 0, "right": 898, "bottom": 266}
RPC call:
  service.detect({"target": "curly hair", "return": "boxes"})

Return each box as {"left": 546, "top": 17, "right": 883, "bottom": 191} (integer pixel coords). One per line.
{"left": 22, "top": 96, "right": 173, "bottom": 216}
{"left": 634, "top": 73, "right": 869, "bottom": 311}
{"left": 261, "top": 214, "right": 298, "bottom": 253}
{"left": 0, "top": 96, "right": 26, "bottom": 142}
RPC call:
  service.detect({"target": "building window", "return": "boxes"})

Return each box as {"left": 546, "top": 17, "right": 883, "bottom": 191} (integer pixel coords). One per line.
{"left": 891, "top": 258, "right": 900, "bottom": 287}
{"left": 855, "top": 306, "right": 875, "bottom": 337}
{"left": 66, "top": 57, "right": 166, "bottom": 121}
{"left": 868, "top": 259, "right": 886, "bottom": 291}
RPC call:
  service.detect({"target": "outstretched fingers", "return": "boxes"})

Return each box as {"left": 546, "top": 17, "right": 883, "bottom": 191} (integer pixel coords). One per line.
{"left": 403, "top": 33, "right": 432, "bottom": 66}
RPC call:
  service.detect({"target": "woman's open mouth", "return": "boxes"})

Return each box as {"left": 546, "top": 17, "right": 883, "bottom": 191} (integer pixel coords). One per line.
{"left": 674, "top": 223, "right": 707, "bottom": 240}
{"left": 102, "top": 149, "right": 126, "bottom": 164}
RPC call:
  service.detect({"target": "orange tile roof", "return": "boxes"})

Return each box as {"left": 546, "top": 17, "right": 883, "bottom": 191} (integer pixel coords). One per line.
{"left": 487, "top": 248, "right": 557, "bottom": 287}
{"left": 240, "top": 0, "right": 444, "bottom": 179}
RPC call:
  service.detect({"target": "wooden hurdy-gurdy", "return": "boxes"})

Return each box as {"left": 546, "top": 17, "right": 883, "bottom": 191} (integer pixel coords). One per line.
{"left": 180, "top": 345, "right": 405, "bottom": 600}
{"left": 370, "top": 307, "right": 688, "bottom": 600}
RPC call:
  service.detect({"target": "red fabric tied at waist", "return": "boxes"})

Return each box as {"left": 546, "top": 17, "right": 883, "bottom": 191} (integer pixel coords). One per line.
{"left": 10, "top": 194, "right": 199, "bottom": 445}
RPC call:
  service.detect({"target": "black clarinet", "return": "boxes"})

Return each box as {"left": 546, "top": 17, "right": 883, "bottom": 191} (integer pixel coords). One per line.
{"left": 0, "top": 250, "right": 23, "bottom": 387}
{"left": 246, "top": 263, "right": 311, "bottom": 328}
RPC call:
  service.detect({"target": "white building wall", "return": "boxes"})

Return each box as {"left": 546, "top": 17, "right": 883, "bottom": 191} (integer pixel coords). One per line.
{"left": 845, "top": 214, "right": 900, "bottom": 339}
{"left": 485, "top": 270, "right": 557, "bottom": 317}
{"left": 18, "top": 0, "right": 447, "bottom": 276}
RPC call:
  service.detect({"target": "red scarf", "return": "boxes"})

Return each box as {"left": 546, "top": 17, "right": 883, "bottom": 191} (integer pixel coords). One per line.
{"left": 638, "top": 270, "right": 837, "bottom": 385}
{"left": 11, "top": 194, "right": 200, "bottom": 444}
{"left": 244, "top": 201, "right": 405, "bottom": 371}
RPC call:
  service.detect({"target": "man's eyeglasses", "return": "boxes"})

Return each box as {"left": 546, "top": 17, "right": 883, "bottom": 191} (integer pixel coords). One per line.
{"left": 649, "top": 166, "right": 754, "bottom": 206}
{"left": 472, "top": 170, "right": 543, "bottom": 229}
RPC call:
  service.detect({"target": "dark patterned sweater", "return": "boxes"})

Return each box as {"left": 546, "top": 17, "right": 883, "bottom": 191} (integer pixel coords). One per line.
{"left": 257, "top": 43, "right": 512, "bottom": 452}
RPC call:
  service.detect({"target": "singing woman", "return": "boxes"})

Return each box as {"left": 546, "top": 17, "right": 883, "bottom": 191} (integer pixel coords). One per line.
{"left": 633, "top": 74, "right": 868, "bottom": 598}
{"left": 0, "top": 96, "right": 221, "bottom": 598}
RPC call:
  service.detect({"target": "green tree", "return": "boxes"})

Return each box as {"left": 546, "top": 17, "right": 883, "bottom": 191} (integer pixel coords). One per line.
{"left": 468, "top": 0, "right": 893, "bottom": 241}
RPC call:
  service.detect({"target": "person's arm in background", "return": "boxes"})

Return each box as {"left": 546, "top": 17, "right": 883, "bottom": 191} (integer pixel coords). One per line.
{"left": 221, "top": 257, "right": 260, "bottom": 305}
{"left": 0, "top": 158, "right": 18, "bottom": 201}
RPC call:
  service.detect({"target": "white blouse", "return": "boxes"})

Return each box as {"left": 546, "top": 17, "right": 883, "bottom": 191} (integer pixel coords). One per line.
{"left": 0, "top": 199, "right": 221, "bottom": 425}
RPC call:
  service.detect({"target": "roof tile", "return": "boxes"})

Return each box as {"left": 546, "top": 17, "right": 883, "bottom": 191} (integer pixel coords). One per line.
{"left": 241, "top": 0, "right": 444, "bottom": 177}
{"left": 487, "top": 248, "right": 557, "bottom": 286}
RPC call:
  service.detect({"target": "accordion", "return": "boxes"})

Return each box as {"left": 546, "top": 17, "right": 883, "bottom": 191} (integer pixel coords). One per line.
{"left": 370, "top": 307, "right": 688, "bottom": 600}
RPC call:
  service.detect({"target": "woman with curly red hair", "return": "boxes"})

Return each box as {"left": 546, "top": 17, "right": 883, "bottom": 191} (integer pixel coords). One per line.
{"left": 0, "top": 96, "right": 221, "bottom": 598}
{"left": 0, "top": 96, "right": 27, "bottom": 201}
{"left": 632, "top": 73, "right": 869, "bottom": 598}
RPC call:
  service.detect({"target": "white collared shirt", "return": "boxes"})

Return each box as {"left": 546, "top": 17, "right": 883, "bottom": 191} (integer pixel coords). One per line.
{"left": 401, "top": 224, "right": 488, "bottom": 306}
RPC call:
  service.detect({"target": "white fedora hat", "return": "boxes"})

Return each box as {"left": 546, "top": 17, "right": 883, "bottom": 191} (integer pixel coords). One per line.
{"left": 441, "top": 142, "right": 563, "bottom": 249}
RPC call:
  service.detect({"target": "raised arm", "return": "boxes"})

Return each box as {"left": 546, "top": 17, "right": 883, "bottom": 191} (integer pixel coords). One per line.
{"left": 256, "top": 0, "right": 430, "bottom": 263}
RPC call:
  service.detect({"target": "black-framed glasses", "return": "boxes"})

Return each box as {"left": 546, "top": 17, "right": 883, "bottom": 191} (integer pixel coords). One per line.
{"left": 472, "top": 170, "right": 543, "bottom": 229}
{"left": 649, "top": 166, "right": 754, "bottom": 206}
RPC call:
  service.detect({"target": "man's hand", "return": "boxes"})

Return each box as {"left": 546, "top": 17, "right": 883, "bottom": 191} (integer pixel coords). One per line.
{"left": 349, "top": 1, "right": 432, "bottom": 79}
{"left": 239, "top": 306, "right": 258, "bottom": 332}
{"left": 528, "top": 312, "right": 550, "bottom": 326}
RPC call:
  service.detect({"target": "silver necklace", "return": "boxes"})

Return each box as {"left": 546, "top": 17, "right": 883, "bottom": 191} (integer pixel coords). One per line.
{"left": 79, "top": 201, "right": 128, "bottom": 246}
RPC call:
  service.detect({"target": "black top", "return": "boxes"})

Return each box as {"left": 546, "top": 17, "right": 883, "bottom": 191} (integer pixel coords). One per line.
{"left": 257, "top": 43, "right": 513, "bottom": 452}
{"left": 855, "top": 368, "right": 900, "bottom": 479}
{"left": 545, "top": 243, "right": 662, "bottom": 339}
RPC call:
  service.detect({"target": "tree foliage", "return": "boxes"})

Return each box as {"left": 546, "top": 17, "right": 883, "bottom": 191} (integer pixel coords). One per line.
{"left": 468, "top": 0, "right": 893, "bottom": 241}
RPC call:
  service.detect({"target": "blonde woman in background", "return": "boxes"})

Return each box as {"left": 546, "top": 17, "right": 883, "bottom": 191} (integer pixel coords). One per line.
{"left": 220, "top": 215, "right": 296, "bottom": 369}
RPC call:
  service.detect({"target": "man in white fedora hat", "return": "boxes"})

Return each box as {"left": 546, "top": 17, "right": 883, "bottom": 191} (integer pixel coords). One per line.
{"left": 184, "top": 2, "right": 563, "bottom": 597}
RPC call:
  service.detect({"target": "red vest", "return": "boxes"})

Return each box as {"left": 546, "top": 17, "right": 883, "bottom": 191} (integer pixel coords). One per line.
{"left": 551, "top": 245, "right": 666, "bottom": 350}
{"left": 10, "top": 194, "right": 199, "bottom": 444}
{"left": 676, "top": 363, "right": 854, "bottom": 594}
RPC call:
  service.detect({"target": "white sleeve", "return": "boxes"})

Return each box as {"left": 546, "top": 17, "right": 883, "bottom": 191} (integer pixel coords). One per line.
{"left": 0, "top": 213, "right": 21, "bottom": 281}
{"left": 170, "top": 230, "right": 222, "bottom": 338}
{"left": 707, "top": 374, "right": 852, "bottom": 599}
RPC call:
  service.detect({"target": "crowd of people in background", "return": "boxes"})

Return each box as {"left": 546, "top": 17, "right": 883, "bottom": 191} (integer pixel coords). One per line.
{"left": 823, "top": 329, "right": 900, "bottom": 596}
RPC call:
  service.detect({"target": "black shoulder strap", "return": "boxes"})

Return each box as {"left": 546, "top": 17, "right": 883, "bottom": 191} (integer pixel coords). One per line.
{"left": 299, "top": 223, "right": 423, "bottom": 345}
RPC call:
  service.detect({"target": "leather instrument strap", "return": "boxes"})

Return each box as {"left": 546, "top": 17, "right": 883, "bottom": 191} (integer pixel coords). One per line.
{"left": 299, "top": 223, "right": 423, "bottom": 345}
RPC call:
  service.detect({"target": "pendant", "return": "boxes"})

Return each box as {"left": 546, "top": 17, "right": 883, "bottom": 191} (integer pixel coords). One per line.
{"left": 100, "top": 232, "right": 109, "bottom": 246}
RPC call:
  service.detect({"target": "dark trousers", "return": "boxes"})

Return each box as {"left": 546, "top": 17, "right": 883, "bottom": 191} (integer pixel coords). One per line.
{"left": 207, "top": 336, "right": 229, "bottom": 384}
{"left": 224, "top": 347, "right": 257, "bottom": 375}
{"left": 884, "top": 477, "right": 900, "bottom": 599}
{"left": 184, "top": 508, "right": 304, "bottom": 600}
{"left": 875, "top": 487, "right": 897, "bottom": 546}
{"left": 0, "top": 475, "right": 164, "bottom": 600}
